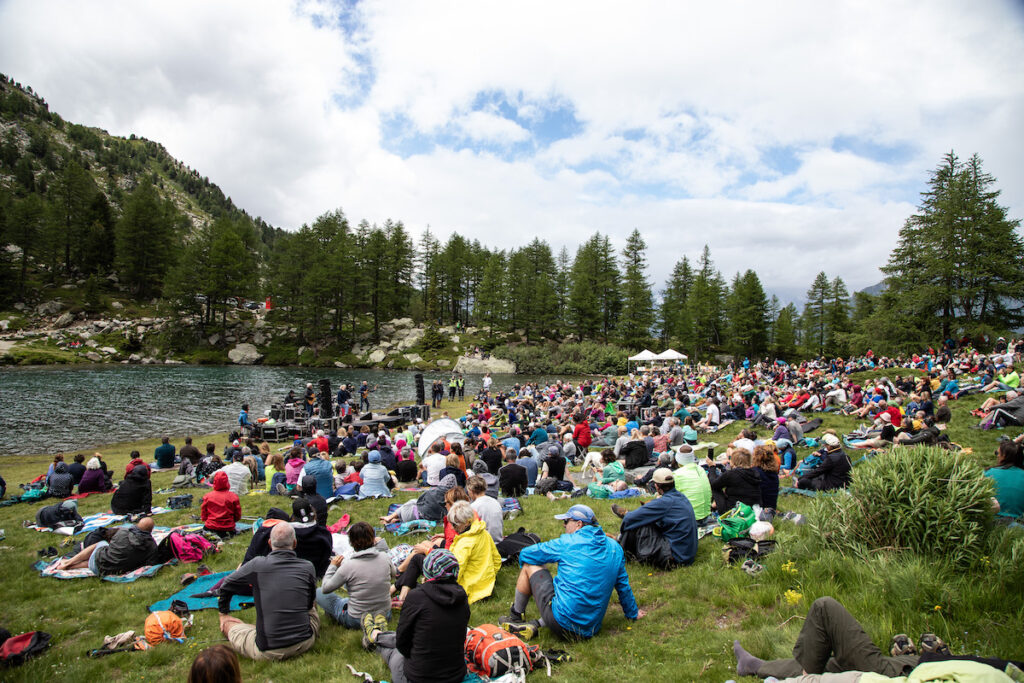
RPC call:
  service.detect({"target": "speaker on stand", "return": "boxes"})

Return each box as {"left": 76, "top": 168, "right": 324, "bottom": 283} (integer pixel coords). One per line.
{"left": 415, "top": 373, "right": 426, "bottom": 406}
{"left": 318, "top": 379, "right": 332, "bottom": 417}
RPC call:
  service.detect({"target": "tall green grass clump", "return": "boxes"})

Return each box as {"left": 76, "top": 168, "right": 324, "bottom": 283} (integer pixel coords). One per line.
{"left": 812, "top": 446, "right": 995, "bottom": 567}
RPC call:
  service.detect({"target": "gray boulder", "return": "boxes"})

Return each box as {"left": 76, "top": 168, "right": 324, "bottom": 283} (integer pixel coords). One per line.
{"left": 228, "top": 343, "right": 263, "bottom": 365}
{"left": 85, "top": 351, "right": 102, "bottom": 362}
{"left": 54, "top": 312, "right": 74, "bottom": 328}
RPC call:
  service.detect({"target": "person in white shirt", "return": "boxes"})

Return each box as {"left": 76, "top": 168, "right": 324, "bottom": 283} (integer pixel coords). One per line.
{"left": 467, "top": 475, "right": 503, "bottom": 543}
{"left": 419, "top": 442, "right": 447, "bottom": 486}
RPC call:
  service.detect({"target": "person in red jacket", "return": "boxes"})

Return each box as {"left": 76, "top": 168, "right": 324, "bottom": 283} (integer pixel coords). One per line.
{"left": 572, "top": 414, "right": 592, "bottom": 454}
{"left": 202, "top": 471, "right": 242, "bottom": 538}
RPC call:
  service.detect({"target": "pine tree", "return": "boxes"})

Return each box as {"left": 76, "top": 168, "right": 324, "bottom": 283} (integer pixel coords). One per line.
{"left": 568, "top": 235, "right": 602, "bottom": 340}
{"left": 802, "top": 271, "right": 831, "bottom": 356}
{"left": 114, "top": 177, "right": 181, "bottom": 299}
{"left": 660, "top": 256, "right": 694, "bottom": 350}
{"left": 617, "top": 229, "right": 654, "bottom": 348}
{"left": 687, "top": 245, "right": 725, "bottom": 360}
{"left": 826, "top": 276, "right": 850, "bottom": 355}
{"left": 773, "top": 303, "right": 799, "bottom": 360}
{"left": 882, "top": 151, "right": 1024, "bottom": 340}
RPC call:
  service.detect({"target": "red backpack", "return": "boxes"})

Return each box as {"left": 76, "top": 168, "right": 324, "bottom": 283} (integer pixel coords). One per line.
{"left": 0, "top": 630, "right": 52, "bottom": 667}
{"left": 464, "top": 624, "right": 538, "bottom": 679}
{"left": 168, "top": 532, "right": 213, "bottom": 563}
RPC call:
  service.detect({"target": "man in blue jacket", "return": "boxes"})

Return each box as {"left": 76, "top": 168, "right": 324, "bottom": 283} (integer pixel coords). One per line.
{"left": 500, "top": 504, "right": 644, "bottom": 640}
{"left": 612, "top": 468, "right": 698, "bottom": 567}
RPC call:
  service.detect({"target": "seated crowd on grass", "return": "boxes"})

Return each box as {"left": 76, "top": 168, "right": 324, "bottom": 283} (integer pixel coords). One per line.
{"left": 5, "top": 336, "right": 1024, "bottom": 682}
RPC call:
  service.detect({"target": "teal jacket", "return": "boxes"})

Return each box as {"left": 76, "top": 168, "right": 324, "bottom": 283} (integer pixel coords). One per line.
{"left": 518, "top": 525, "right": 638, "bottom": 638}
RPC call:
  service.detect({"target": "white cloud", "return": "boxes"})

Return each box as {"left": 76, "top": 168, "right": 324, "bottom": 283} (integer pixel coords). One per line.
{"left": 455, "top": 110, "right": 529, "bottom": 144}
{"left": 1, "top": 0, "right": 1022, "bottom": 304}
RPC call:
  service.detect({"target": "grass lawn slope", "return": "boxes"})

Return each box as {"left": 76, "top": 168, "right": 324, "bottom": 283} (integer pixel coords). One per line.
{"left": 0, "top": 383, "right": 1022, "bottom": 681}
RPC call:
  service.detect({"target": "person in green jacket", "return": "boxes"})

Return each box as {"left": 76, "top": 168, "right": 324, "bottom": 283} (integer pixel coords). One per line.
{"left": 672, "top": 447, "right": 711, "bottom": 522}
{"left": 985, "top": 440, "right": 1024, "bottom": 521}
{"left": 599, "top": 449, "right": 625, "bottom": 484}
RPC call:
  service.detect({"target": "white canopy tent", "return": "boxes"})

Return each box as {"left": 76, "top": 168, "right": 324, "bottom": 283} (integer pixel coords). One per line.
{"left": 417, "top": 417, "right": 466, "bottom": 459}
{"left": 627, "top": 349, "right": 658, "bottom": 373}
{"left": 653, "top": 349, "right": 687, "bottom": 361}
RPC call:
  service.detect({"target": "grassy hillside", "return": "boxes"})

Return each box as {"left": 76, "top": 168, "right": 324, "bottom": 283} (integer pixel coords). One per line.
{"left": 0, "top": 382, "right": 1022, "bottom": 681}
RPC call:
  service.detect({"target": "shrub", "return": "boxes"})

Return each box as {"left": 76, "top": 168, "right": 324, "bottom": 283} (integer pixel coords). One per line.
{"left": 417, "top": 326, "right": 448, "bottom": 352}
{"left": 491, "top": 341, "right": 630, "bottom": 375}
{"left": 811, "top": 446, "right": 995, "bottom": 568}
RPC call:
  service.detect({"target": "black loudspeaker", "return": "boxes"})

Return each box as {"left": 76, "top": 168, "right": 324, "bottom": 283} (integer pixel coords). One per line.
{"left": 387, "top": 407, "right": 402, "bottom": 417}
{"left": 318, "top": 379, "right": 332, "bottom": 416}
{"left": 415, "top": 373, "right": 425, "bottom": 405}
{"left": 269, "top": 404, "right": 281, "bottom": 420}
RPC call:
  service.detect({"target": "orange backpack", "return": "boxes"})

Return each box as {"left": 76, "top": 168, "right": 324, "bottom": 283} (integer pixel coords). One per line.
{"left": 463, "top": 624, "right": 537, "bottom": 678}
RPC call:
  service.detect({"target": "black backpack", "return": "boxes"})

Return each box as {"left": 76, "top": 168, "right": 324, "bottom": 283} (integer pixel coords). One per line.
{"left": 496, "top": 528, "right": 541, "bottom": 562}
{"left": 0, "top": 629, "right": 52, "bottom": 667}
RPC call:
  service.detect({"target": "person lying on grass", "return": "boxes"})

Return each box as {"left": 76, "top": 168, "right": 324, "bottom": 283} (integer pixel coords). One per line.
{"left": 56, "top": 516, "right": 157, "bottom": 575}
{"left": 733, "top": 596, "right": 1023, "bottom": 682}
{"left": 500, "top": 504, "right": 645, "bottom": 640}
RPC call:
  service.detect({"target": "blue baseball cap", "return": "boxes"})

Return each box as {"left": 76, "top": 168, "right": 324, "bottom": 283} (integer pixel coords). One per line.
{"left": 368, "top": 450, "right": 381, "bottom": 463}
{"left": 554, "top": 504, "right": 596, "bottom": 524}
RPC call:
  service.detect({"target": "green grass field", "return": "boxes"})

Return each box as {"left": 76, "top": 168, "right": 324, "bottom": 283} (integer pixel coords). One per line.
{"left": 0, "top": 378, "right": 1022, "bottom": 682}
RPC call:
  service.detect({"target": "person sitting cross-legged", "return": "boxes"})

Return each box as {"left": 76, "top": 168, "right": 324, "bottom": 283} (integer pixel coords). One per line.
{"left": 611, "top": 467, "right": 697, "bottom": 568}
{"left": 362, "top": 548, "right": 471, "bottom": 683}
{"left": 316, "top": 522, "right": 394, "bottom": 629}
{"left": 500, "top": 504, "right": 645, "bottom": 640}
{"left": 218, "top": 523, "right": 319, "bottom": 662}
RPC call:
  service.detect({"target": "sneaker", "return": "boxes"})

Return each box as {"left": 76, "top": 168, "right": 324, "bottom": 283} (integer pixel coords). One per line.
{"left": 611, "top": 504, "right": 627, "bottom": 519}
{"left": 499, "top": 620, "right": 537, "bottom": 641}
{"left": 361, "top": 612, "right": 377, "bottom": 651}
{"left": 890, "top": 634, "right": 917, "bottom": 657}
{"left": 919, "top": 633, "right": 950, "bottom": 656}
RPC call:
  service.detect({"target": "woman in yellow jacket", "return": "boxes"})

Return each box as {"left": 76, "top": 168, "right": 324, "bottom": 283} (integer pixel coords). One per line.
{"left": 447, "top": 501, "right": 502, "bottom": 604}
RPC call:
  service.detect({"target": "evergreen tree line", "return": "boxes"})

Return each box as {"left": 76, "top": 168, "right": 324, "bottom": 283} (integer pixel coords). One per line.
{"left": 1, "top": 71, "right": 1020, "bottom": 363}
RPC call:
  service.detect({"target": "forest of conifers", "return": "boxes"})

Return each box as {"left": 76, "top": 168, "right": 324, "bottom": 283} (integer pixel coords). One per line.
{"left": 1, "top": 74, "right": 1021, "bottom": 361}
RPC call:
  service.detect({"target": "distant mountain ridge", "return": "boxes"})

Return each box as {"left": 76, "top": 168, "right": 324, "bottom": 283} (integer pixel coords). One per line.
{"left": 0, "top": 73, "right": 282, "bottom": 242}
{"left": 859, "top": 281, "right": 888, "bottom": 296}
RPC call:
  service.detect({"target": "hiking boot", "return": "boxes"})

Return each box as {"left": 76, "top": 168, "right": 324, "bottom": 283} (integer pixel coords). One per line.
{"left": 499, "top": 620, "right": 537, "bottom": 641}
{"left": 890, "top": 634, "right": 917, "bottom": 657}
{"left": 502, "top": 609, "right": 524, "bottom": 624}
{"left": 361, "top": 612, "right": 377, "bottom": 651}
{"left": 374, "top": 613, "right": 389, "bottom": 634}
{"left": 275, "top": 483, "right": 288, "bottom": 495}
{"left": 611, "top": 503, "right": 627, "bottom": 519}
{"left": 919, "top": 633, "right": 951, "bottom": 656}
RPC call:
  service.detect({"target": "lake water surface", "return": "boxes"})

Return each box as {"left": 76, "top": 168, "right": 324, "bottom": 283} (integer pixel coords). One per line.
{"left": 0, "top": 365, "right": 569, "bottom": 455}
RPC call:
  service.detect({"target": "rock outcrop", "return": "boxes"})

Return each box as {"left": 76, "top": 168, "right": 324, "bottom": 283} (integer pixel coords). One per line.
{"left": 228, "top": 343, "right": 263, "bottom": 365}
{"left": 454, "top": 356, "right": 516, "bottom": 374}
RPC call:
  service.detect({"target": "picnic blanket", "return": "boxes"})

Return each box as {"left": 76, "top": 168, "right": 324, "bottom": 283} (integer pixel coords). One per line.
{"left": 64, "top": 489, "right": 116, "bottom": 501}
{"left": 384, "top": 520, "right": 437, "bottom": 536}
{"left": 28, "top": 507, "right": 177, "bottom": 535}
{"left": 707, "top": 419, "right": 735, "bottom": 433}
{"left": 32, "top": 557, "right": 177, "bottom": 582}
{"left": 148, "top": 572, "right": 253, "bottom": 612}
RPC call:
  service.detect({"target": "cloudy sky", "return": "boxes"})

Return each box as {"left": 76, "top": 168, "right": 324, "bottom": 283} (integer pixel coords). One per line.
{"left": 1, "top": 0, "right": 1022, "bottom": 303}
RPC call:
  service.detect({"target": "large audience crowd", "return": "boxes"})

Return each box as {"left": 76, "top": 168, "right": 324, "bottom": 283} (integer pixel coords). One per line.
{"left": 6, "top": 336, "right": 1024, "bottom": 682}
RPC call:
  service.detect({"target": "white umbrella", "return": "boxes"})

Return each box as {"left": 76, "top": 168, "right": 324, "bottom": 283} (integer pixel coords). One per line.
{"left": 416, "top": 418, "right": 466, "bottom": 459}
